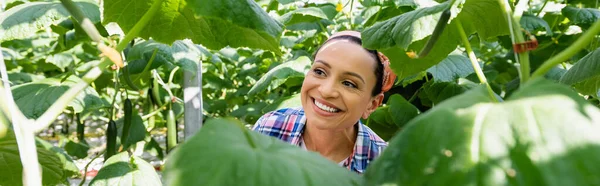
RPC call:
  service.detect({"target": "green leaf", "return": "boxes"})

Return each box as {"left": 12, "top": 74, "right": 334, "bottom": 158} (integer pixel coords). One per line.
{"left": 427, "top": 54, "right": 473, "bottom": 82}
{"left": 126, "top": 40, "right": 211, "bottom": 75}
{"left": 0, "top": 132, "right": 69, "bottom": 186}
{"left": 560, "top": 47, "right": 600, "bottom": 95}
{"left": 144, "top": 136, "right": 164, "bottom": 160}
{"left": 361, "top": 0, "right": 397, "bottom": 7}
{"left": 420, "top": 81, "right": 470, "bottom": 105}
{"left": 45, "top": 52, "right": 76, "bottom": 70}
{"left": 90, "top": 152, "right": 162, "bottom": 186}
{"left": 363, "top": 0, "right": 508, "bottom": 79}
{"left": 0, "top": 0, "right": 100, "bottom": 42}
{"left": 11, "top": 76, "right": 109, "bottom": 119}
{"left": 7, "top": 72, "right": 45, "bottom": 85}
{"left": 387, "top": 94, "right": 420, "bottom": 128}
{"left": 262, "top": 93, "right": 302, "bottom": 113}
{"left": 248, "top": 56, "right": 311, "bottom": 96}
{"left": 164, "top": 118, "right": 363, "bottom": 186}
{"left": 35, "top": 138, "right": 81, "bottom": 178}
{"left": 64, "top": 139, "right": 89, "bottom": 159}
{"left": 520, "top": 14, "right": 552, "bottom": 35}
{"left": 279, "top": 7, "right": 329, "bottom": 25}
{"left": 365, "top": 79, "right": 600, "bottom": 186}
{"left": 103, "top": 0, "right": 284, "bottom": 52}
{"left": 363, "top": 6, "right": 412, "bottom": 27}
{"left": 362, "top": 2, "right": 451, "bottom": 50}
{"left": 562, "top": 6, "right": 600, "bottom": 27}
{"left": 116, "top": 112, "right": 148, "bottom": 149}
{"left": 366, "top": 106, "right": 397, "bottom": 141}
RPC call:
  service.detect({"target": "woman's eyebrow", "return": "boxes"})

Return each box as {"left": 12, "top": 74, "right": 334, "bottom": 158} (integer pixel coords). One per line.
{"left": 315, "top": 60, "right": 365, "bottom": 84}
{"left": 315, "top": 60, "right": 331, "bottom": 68}
{"left": 344, "top": 72, "right": 365, "bottom": 84}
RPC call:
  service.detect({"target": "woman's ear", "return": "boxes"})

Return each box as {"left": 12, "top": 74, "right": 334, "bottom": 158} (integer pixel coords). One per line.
{"left": 362, "top": 93, "right": 385, "bottom": 119}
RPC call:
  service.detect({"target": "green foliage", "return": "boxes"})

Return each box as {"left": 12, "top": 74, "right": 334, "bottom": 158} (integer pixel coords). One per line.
{"left": 64, "top": 139, "right": 89, "bottom": 159}
{"left": 366, "top": 94, "right": 420, "bottom": 140}
{"left": 365, "top": 79, "right": 600, "bottom": 185}
{"left": 248, "top": 56, "right": 311, "bottom": 96}
{"left": 560, "top": 47, "right": 600, "bottom": 95}
{"left": 103, "top": 0, "right": 284, "bottom": 52}
{"left": 11, "top": 76, "right": 108, "bottom": 119}
{"left": 3, "top": 0, "right": 600, "bottom": 185}
{"left": 0, "top": 132, "right": 77, "bottom": 186}
{"left": 0, "top": 0, "right": 100, "bottom": 42}
{"left": 90, "top": 152, "right": 162, "bottom": 186}
{"left": 562, "top": 6, "right": 600, "bottom": 28}
{"left": 163, "top": 118, "right": 363, "bottom": 186}
{"left": 427, "top": 54, "right": 473, "bottom": 82}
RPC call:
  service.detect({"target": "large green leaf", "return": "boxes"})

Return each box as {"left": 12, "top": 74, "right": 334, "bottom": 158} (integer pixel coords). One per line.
{"left": 0, "top": 132, "right": 70, "bottom": 186}
{"left": 35, "top": 138, "right": 80, "bottom": 178}
{"left": 11, "top": 76, "right": 108, "bottom": 119}
{"left": 248, "top": 56, "right": 311, "bottom": 96}
{"left": 90, "top": 152, "right": 162, "bottom": 186}
{"left": 125, "top": 40, "right": 211, "bottom": 75}
{"left": 367, "top": 94, "right": 420, "bottom": 140}
{"left": 560, "top": 47, "right": 600, "bottom": 95}
{"left": 103, "top": 0, "right": 284, "bottom": 52}
{"left": 279, "top": 7, "right": 329, "bottom": 25}
{"left": 0, "top": 0, "right": 100, "bottom": 42}
{"left": 562, "top": 6, "right": 600, "bottom": 27}
{"left": 427, "top": 54, "right": 473, "bottom": 82}
{"left": 164, "top": 118, "right": 363, "bottom": 186}
{"left": 363, "top": 0, "right": 508, "bottom": 79}
{"left": 365, "top": 79, "right": 600, "bottom": 185}
{"left": 362, "top": 2, "right": 452, "bottom": 50}
{"left": 388, "top": 94, "right": 420, "bottom": 128}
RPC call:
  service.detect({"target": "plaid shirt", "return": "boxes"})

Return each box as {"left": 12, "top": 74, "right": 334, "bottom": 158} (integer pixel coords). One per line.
{"left": 252, "top": 107, "right": 387, "bottom": 173}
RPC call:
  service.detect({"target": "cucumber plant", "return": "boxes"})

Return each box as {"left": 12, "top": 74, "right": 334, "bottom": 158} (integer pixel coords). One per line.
{"left": 0, "top": 0, "right": 600, "bottom": 185}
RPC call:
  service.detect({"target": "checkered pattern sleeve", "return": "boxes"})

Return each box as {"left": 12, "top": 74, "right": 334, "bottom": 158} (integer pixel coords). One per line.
{"left": 252, "top": 107, "right": 306, "bottom": 144}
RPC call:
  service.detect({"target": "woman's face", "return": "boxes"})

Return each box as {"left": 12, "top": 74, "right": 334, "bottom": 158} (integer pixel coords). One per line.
{"left": 301, "top": 39, "right": 383, "bottom": 131}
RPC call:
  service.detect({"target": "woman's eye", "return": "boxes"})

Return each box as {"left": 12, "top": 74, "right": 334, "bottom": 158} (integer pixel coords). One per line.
{"left": 342, "top": 81, "right": 357, "bottom": 88}
{"left": 313, "top": 69, "right": 325, "bottom": 76}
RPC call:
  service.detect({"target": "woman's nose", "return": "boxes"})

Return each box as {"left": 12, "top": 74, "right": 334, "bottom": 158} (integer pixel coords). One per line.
{"left": 318, "top": 79, "right": 339, "bottom": 98}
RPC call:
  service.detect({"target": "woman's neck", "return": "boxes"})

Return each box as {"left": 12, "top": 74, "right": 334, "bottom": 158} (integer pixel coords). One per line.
{"left": 303, "top": 124, "right": 357, "bottom": 163}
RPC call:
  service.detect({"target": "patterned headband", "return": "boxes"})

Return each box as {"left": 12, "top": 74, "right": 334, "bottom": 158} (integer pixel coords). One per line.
{"left": 327, "top": 31, "right": 397, "bottom": 105}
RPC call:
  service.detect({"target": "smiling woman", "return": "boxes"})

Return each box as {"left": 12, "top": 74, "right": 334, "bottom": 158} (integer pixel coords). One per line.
{"left": 252, "top": 31, "right": 397, "bottom": 173}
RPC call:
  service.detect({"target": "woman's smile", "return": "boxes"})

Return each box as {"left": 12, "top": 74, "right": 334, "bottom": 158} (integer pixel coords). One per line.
{"left": 311, "top": 97, "right": 342, "bottom": 117}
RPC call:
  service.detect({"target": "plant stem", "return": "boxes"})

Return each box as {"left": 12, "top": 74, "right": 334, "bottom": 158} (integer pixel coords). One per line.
{"left": 132, "top": 48, "right": 159, "bottom": 83}
{"left": 499, "top": 0, "right": 530, "bottom": 85}
{"left": 60, "top": 0, "right": 103, "bottom": 43}
{"left": 115, "top": 0, "right": 164, "bottom": 52}
{"left": 79, "top": 150, "right": 104, "bottom": 186}
{"left": 456, "top": 20, "right": 499, "bottom": 102}
{"left": 535, "top": 0, "right": 549, "bottom": 17}
{"left": 349, "top": 0, "right": 355, "bottom": 29}
{"left": 0, "top": 43, "right": 42, "bottom": 186}
{"left": 34, "top": 60, "right": 112, "bottom": 133}
{"left": 532, "top": 20, "right": 600, "bottom": 78}
{"left": 141, "top": 101, "right": 169, "bottom": 120}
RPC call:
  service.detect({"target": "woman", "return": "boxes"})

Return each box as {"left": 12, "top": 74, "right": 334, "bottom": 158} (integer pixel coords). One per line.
{"left": 252, "top": 31, "right": 396, "bottom": 173}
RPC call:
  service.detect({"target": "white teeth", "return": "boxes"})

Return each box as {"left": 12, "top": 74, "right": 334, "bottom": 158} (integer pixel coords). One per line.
{"left": 314, "top": 100, "right": 339, "bottom": 113}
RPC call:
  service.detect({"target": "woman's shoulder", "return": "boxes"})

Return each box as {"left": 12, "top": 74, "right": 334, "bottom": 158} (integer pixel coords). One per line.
{"left": 358, "top": 123, "right": 388, "bottom": 152}
{"left": 251, "top": 107, "right": 306, "bottom": 140}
